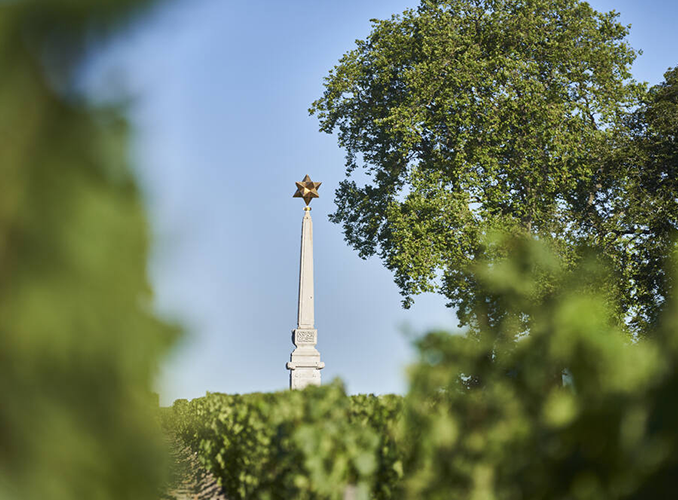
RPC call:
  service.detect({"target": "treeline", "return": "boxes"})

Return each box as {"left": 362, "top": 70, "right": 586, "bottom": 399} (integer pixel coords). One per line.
{"left": 166, "top": 238, "right": 678, "bottom": 500}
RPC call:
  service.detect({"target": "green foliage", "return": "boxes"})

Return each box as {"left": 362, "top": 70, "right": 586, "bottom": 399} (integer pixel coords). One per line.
{"left": 400, "top": 235, "right": 678, "bottom": 499}
{"left": 0, "top": 1, "right": 177, "bottom": 499}
{"left": 603, "top": 66, "right": 678, "bottom": 334}
{"left": 310, "top": 0, "right": 675, "bottom": 337}
{"left": 168, "top": 383, "right": 403, "bottom": 500}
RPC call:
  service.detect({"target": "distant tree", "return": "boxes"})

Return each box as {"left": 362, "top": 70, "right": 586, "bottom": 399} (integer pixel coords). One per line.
{"left": 310, "top": 0, "right": 667, "bottom": 335}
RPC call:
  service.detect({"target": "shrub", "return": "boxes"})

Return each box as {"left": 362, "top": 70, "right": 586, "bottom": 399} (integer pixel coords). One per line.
{"left": 170, "top": 383, "right": 403, "bottom": 500}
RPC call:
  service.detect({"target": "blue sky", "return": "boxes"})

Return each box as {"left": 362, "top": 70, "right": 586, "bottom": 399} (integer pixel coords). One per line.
{"left": 85, "top": 0, "right": 678, "bottom": 404}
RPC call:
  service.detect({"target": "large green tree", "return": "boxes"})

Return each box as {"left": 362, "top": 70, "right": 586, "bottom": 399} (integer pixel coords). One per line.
{"left": 310, "top": 0, "right": 669, "bottom": 335}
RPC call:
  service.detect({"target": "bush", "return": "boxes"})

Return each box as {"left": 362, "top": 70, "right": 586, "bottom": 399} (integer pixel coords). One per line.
{"left": 400, "top": 237, "right": 678, "bottom": 499}
{"left": 170, "top": 383, "right": 403, "bottom": 500}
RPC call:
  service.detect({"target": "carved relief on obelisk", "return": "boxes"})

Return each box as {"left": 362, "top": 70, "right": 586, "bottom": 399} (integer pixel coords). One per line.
{"left": 286, "top": 175, "right": 325, "bottom": 389}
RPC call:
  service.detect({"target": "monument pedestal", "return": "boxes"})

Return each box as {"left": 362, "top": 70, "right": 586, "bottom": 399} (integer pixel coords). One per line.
{"left": 287, "top": 328, "right": 325, "bottom": 389}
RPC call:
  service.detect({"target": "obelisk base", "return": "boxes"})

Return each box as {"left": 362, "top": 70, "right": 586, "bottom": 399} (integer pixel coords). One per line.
{"left": 287, "top": 328, "right": 324, "bottom": 389}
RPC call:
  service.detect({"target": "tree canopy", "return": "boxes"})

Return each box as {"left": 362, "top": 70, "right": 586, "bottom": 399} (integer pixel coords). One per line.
{"left": 310, "top": 0, "right": 676, "bottom": 336}
{"left": 609, "top": 66, "right": 678, "bottom": 334}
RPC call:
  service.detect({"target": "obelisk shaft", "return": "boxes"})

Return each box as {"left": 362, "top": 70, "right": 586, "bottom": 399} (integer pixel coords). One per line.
{"left": 297, "top": 209, "right": 314, "bottom": 328}
{"left": 287, "top": 207, "right": 324, "bottom": 389}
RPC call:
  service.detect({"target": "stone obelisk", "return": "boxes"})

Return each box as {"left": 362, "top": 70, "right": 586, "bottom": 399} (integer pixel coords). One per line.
{"left": 287, "top": 175, "right": 325, "bottom": 389}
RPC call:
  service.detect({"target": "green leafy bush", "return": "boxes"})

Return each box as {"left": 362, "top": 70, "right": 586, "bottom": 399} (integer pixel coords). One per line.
{"left": 400, "top": 237, "right": 678, "bottom": 499}
{"left": 169, "top": 383, "right": 403, "bottom": 500}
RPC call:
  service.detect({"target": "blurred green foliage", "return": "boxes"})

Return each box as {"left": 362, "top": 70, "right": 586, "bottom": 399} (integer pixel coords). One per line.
{"left": 166, "top": 385, "right": 403, "bottom": 500}
{"left": 400, "top": 235, "right": 678, "bottom": 499}
{"left": 0, "top": 1, "right": 177, "bottom": 499}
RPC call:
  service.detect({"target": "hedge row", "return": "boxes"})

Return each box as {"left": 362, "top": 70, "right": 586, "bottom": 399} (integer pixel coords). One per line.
{"left": 165, "top": 384, "right": 403, "bottom": 500}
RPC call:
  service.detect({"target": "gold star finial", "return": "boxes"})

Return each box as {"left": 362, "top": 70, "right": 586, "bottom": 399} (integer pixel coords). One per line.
{"left": 293, "top": 174, "right": 321, "bottom": 206}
